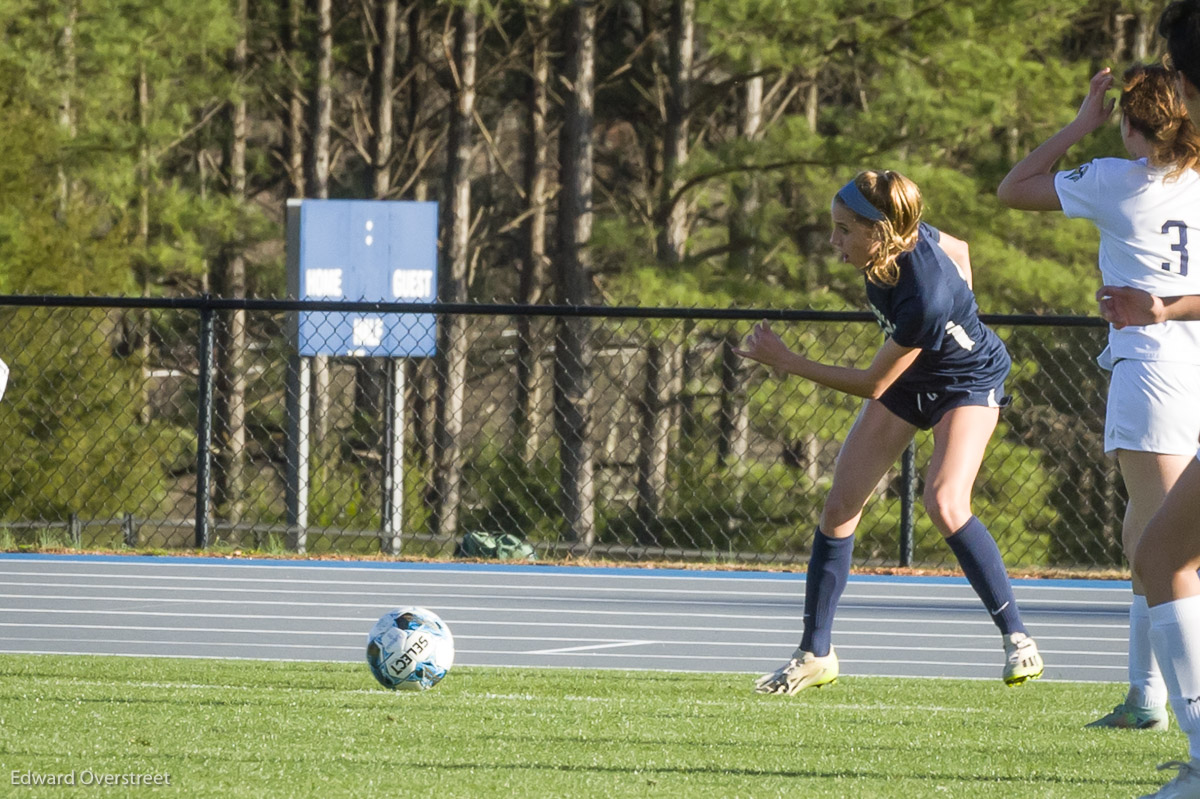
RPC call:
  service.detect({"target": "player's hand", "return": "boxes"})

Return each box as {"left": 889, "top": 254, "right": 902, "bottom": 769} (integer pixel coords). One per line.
{"left": 733, "top": 320, "right": 795, "bottom": 373}
{"left": 1097, "top": 285, "right": 1166, "bottom": 329}
{"left": 1074, "top": 68, "right": 1115, "bottom": 133}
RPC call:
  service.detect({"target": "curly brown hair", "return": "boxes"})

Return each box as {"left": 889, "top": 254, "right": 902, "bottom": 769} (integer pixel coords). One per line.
{"left": 1121, "top": 63, "right": 1200, "bottom": 180}
{"left": 837, "top": 170, "right": 924, "bottom": 287}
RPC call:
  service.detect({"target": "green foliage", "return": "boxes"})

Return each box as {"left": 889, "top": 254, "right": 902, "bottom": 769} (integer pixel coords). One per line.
{"left": 0, "top": 310, "right": 182, "bottom": 522}
{"left": 603, "top": 452, "right": 821, "bottom": 557}
{"left": 679, "top": 0, "right": 1132, "bottom": 319}
{"left": 307, "top": 462, "right": 373, "bottom": 529}
{"left": 460, "top": 444, "right": 562, "bottom": 541}
{"left": 1001, "top": 324, "right": 1124, "bottom": 567}
{"left": 0, "top": 88, "right": 133, "bottom": 295}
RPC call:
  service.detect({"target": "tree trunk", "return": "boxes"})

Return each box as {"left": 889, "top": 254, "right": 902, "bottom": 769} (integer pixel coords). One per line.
{"left": 431, "top": 1, "right": 476, "bottom": 540}
{"left": 718, "top": 334, "right": 748, "bottom": 465}
{"left": 135, "top": 62, "right": 153, "bottom": 427}
{"left": 656, "top": 0, "right": 693, "bottom": 264}
{"left": 309, "top": 0, "right": 333, "bottom": 197}
{"left": 308, "top": 0, "right": 333, "bottom": 446}
{"left": 635, "top": 341, "right": 675, "bottom": 544}
{"left": 372, "top": 0, "right": 397, "bottom": 200}
{"left": 721, "top": 62, "right": 757, "bottom": 501}
{"left": 282, "top": 0, "right": 306, "bottom": 197}
{"left": 728, "top": 56, "right": 762, "bottom": 275}
{"left": 554, "top": 0, "right": 598, "bottom": 547}
{"left": 805, "top": 77, "right": 818, "bottom": 134}
{"left": 351, "top": 0, "right": 400, "bottom": 483}
{"left": 514, "top": 1, "right": 551, "bottom": 464}
{"left": 405, "top": 2, "right": 434, "bottom": 468}
{"left": 57, "top": 0, "right": 77, "bottom": 212}
{"left": 635, "top": 0, "right": 693, "bottom": 532}
{"left": 214, "top": 0, "right": 249, "bottom": 525}
{"left": 1130, "top": 8, "right": 1153, "bottom": 61}
{"left": 369, "top": 0, "right": 400, "bottom": 551}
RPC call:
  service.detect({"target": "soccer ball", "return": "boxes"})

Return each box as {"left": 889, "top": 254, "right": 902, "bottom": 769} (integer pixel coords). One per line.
{"left": 366, "top": 607, "right": 455, "bottom": 691}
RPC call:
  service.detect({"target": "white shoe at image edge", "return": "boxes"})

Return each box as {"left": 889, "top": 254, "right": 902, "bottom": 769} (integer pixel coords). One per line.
{"left": 1140, "top": 759, "right": 1200, "bottom": 799}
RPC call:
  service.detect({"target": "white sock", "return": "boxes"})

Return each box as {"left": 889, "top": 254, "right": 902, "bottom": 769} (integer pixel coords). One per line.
{"left": 1129, "top": 595, "right": 1167, "bottom": 709}
{"left": 1149, "top": 595, "right": 1200, "bottom": 761}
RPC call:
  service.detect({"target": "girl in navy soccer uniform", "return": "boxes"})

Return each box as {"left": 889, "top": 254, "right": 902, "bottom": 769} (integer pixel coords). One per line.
{"left": 736, "top": 169, "right": 1043, "bottom": 693}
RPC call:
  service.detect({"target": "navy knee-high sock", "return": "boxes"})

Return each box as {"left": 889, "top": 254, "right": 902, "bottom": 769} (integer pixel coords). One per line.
{"left": 945, "top": 516, "right": 1026, "bottom": 636}
{"left": 799, "top": 528, "right": 855, "bottom": 657}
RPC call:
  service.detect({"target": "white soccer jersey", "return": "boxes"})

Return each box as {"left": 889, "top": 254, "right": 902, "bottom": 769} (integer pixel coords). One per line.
{"left": 0, "top": 357, "right": 6, "bottom": 403}
{"left": 1056, "top": 157, "right": 1200, "bottom": 364}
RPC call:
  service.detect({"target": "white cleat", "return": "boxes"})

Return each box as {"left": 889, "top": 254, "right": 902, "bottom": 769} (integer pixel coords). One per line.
{"left": 1002, "top": 632, "right": 1044, "bottom": 686}
{"left": 754, "top": 647, "right": 839, "bottom": 694}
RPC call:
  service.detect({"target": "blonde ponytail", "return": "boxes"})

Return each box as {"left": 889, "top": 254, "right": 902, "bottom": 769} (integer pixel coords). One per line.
{"left": 837, "top": 170, "right": 924, "bottom": 287}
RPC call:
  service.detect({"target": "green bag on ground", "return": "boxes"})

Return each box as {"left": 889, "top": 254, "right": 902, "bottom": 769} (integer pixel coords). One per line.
{"left": 455, "top": 531, "right": 536, "bottom": 561}
{"left": 454, "top": 531, "right": 498, "bottom": 558}
{"left": 493, "top": 533, "right": 536, "bottom": 561}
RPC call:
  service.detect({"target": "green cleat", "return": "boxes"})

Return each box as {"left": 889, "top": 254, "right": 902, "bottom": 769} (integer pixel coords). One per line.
{"left": 1086, "top": 698, "right": 1169, "bottom": 731}
{"left": 754, "top": 647, "right": 839, "bottom": 694}
{"left": 1002, "top": 632, "right": 1044, "bottom": 686}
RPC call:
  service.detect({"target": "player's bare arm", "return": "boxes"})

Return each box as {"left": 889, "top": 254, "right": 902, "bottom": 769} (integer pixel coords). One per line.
{"left": 734, "top": 320, "right": 920, "bottom": 399}
{"left": 996, "top": 68, "right": 1115, "bottom": 210}
{"left": 937, "top": 231, "right": 973, "bottom": 288}
{"left": 1097, "top": 285, "right": 1200, "bottom": 327}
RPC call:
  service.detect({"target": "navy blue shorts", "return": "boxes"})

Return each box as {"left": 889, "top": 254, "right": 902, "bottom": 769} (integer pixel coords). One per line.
{"left": 878, "top": 382, "right": 1010, "bottom": 430}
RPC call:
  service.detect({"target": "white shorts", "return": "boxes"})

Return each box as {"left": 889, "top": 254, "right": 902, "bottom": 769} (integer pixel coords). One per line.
{"left": 0, "top": 358, "right": 7, "bottom": 403}
{"left": 1105, "top": 359, "right": 1200, "bottom": 455}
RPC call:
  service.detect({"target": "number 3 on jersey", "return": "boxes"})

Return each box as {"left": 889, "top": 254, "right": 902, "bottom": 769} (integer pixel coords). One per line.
{"left": 1162, "top": 220, "right": 1190, "bottom": 276}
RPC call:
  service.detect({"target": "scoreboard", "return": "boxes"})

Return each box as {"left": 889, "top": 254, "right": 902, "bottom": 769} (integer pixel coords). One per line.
{"left": 286, "top": 199, "right": 438, "bottom": 357}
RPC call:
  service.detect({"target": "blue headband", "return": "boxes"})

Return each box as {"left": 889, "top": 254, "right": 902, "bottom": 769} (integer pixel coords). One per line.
{"left": 836, "top": 180, "right": 886, "bottom": 222}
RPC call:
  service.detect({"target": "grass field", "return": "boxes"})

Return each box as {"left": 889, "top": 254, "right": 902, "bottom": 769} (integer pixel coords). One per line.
{"left": 0, "top": 654, "right": 1185, "bottom": 798}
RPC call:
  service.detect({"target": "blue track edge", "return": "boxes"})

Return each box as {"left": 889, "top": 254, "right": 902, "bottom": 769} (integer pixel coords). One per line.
{"left": 0, "top": 551, "right": 1129, "bottom": 590}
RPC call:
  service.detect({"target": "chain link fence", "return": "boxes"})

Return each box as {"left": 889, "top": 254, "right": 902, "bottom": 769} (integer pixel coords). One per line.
{"left": 0, "top": 296, "right": 1119, "bottom": 573}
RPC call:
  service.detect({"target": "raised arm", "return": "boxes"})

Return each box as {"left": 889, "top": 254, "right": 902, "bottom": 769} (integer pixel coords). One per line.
{"left": 996, "top": 68, "right": 1115, "bottom": 211}
{"left": 733, "top": 321, "right": 921, "bottom": 399}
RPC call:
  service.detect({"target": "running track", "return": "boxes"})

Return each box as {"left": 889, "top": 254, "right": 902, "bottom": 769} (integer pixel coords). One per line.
{"left": 0, "top": 553, "right": 1131, "bottom": 683}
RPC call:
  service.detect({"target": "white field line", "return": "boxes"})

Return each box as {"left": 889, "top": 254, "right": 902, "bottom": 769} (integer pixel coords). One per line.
{"left": 0, "top": 648, "right": 1122, "bottom": 680}
{"left": 0, "top": 639, "right": 1125, "bottom": 673}
{"left": 0, "top": 591, "right": 1129, "bottom": 619}
{"left": 526, "top": 641, "right": 652, "bottom": 655}
{"left": 0, "top": 626, "right": 1123, "bottom": 657}
{"left": 0, "top": 572, "right": 1133, "bottom": 608}
{"left": 0, "top": 604, "right": 1130, "bottom": 636}
{"left": 0, "top": 676, "right": 1034, "bottom": 712}
{"left": 0, "top": 620, "right": 1127, "bottom": 643}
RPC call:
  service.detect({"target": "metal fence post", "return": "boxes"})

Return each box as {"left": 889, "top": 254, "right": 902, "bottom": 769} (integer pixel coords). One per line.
{"left": 381, "top": 358, "right": 405, "bottom": 555}
{"left": 285, "top": 353, "right": 310, "bottom": 553}
{"left": 195, "top": 298, "right": 215, "bottom": 549}
{"left": 122, "top": 512, "right": 138, "bottom": 547}
{"left": 900, "top": 440, "right": 915, "bottom": 567}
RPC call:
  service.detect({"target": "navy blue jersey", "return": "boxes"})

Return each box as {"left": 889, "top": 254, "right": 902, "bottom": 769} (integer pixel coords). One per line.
{"left": 864, "top": 222, "right": 1010, "bottom": 394}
